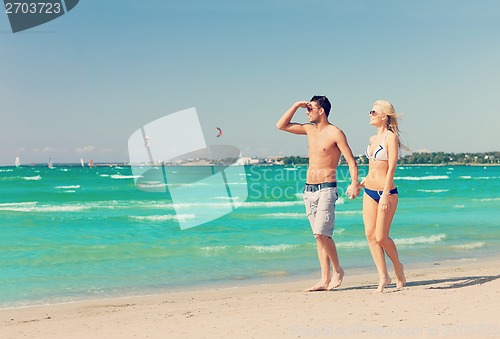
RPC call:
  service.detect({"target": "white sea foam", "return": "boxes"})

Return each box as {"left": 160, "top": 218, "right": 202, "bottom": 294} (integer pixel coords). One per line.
{"left": 23, "top": 175, "right": 41, "bottom": 181}
{"left": 336, "top": 210, "right": 362, "bottom": 215}
{"left": 243, "top": 244, "right": 297, "bottom": 253}
{"left": 130, "top": 213, "right": 195, "bottom": 221}
{"left": 0, "top": 202, "right": 87, "bottom": 212}
{"left": 0, "top": 169, "right": 13, "bottom": 172}
{"left": 394, "top": 175, "right": 449, "bottom": 181}
{"left": 394, "top": 233, "right": 446, "bottom": 245}
{"left": 241, "top": 201, "right": 304, "bottom": 208}
{"left": 137, "top": 182, "right": 167, "bottom": 189}
{"left": 339, "top": 234, "right": 447, "bottom": 249}
{"left": 110, "top": 174, "right": 142, "bottom": 179}
{"left": 453, "top": 205, "right": 465, "bottom": 209}
{"left": 450, "top": 242, "right": 485, "bottom": 250}
{"left": 0, "top": 202, "right": 37, "bottom": 208}
{"left": 337, "top": 240, "right": 367, "bottom": 249}
{"left": 417, "top": 189, "right": 449, "bottom": 193}
{"left": 474, "top": 197, "right": 500, "bottom": 202}
{"left": 200, "top": 246, "right": 229, "bottom": 253}
{"left": 55, "top": 185, "right": 81, "bottom": 189}
{"left": 459, "top": 176, "right": 472, "bottom": 179}
{"left": 130, "top": 215, "right": 177, "bottom": 221}
{"left": 261, "top": 212, "right": 305, "bottom": 218}
{"left": 175, "top": 214, "right": 196, "bottom": 221}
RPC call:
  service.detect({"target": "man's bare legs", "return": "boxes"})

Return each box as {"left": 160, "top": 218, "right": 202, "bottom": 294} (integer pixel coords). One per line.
{"left": 305, "top": 234, "right": 344, "bottom": 291}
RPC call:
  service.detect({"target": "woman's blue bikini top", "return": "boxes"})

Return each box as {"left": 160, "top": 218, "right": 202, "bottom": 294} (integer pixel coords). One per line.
{"left": 365, "top": 132, "right": 389, "bottom": 161}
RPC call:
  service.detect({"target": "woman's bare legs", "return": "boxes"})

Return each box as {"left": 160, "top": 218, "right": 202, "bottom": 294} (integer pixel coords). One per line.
{"left": 363, "top": 193, "right": 405, "bottom": 291}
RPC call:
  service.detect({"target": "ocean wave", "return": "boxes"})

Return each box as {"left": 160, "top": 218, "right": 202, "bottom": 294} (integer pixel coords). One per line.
{"left": 130, "top": 214, "right": 178, "bottom": 221}
{"left": 241, "top": 201, "right": 304, "bottom": 208}
{"left": 417, "top": 189, "right": 449, "bottom": 193}
{"left": 0, "top": 169, "right": 13, "bottom": 172}
{"left": 55, "top": 185, "right": 81, "bottom": 189}
{"left": 339, "top": 234, "right": 447, "bottom": 248}
{"left": 199, "top": 244, "right": 298, "bottom": 255}
{"left": 110, "top": 174, "right": 142, "bottom": 179}
{"left": 473, "top": 197, "right": 500, "bottom": 202}
{"left": 337, "top": 240, "right": 367, "bottom": 249}
{"left": 394, "top": 175, "right": 449, "bottom": 181}
{"left": 450, "top": 242, "right": 485, "bottom": 250}
{"left": 261, "top": 212, "right": 306, "bottom": 218}
{"left": 137, "top": 182, "right": 167, "bottom": 189}
{"left": 459, "top": 176, "right": 472, "bottom": 179}
{"left": 336, "top": 210, "right": 362, "bottom": 215}
{"left": 0, "top": 202, "right": 37, "bottom": 208}
{"left": 394, "top": 233, "right": 446, "bottom": 245}
{"left": 0, "top": 202, "right": 87, "bottom": 212}
{"left": 23, "top": 175, "right": 41, "bottom": 181}
{"left": 243, "top": 244, "right": 298, "bottom": 253}
{"left": 200, "top": 245, "right": 229, "bottom": 253}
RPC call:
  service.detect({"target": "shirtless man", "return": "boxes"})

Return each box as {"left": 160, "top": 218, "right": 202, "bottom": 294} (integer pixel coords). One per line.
{"left": 276, "top": 96, "right": 360, "bottom": 291}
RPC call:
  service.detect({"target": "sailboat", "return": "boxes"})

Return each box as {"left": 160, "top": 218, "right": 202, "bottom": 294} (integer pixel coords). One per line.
{"left": 80, "top": 158, "right": 85, "bottom": 167}
{"left": 48, "top": 158, "right": 54, "bottom": 169}
{"left": 15, "top": 156, "right": 21, "bottom": 167}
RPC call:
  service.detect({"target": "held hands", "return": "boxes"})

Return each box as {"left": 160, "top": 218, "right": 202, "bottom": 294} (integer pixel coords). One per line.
{"left": 346, "top": 183, "right": 363, "bottom": 200}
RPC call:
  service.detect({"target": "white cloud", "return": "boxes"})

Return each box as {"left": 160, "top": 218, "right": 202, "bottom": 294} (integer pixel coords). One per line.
{"left": 75, "top": 145, "right": 95, "bottom": 154}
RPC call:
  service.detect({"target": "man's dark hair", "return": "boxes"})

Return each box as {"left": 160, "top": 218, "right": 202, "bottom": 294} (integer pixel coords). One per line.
{"left": 310, "top": 95, "right": 331, "bottom": 117}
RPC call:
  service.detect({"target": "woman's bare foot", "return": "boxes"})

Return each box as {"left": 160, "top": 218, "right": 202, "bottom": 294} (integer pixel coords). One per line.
{"left": 328, "top": 268, "right": 344, "bottom": 290}
{"left": 305, "top": 281, "right": 329, "bottom": 292}
{"left": 396, "top": 263, "right": 406, "bottom": 289}
{"left": 377, "top": 276, "right": 391, "bottom": 293}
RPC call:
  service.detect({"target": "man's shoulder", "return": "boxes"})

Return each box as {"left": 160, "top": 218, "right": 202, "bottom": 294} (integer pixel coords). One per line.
{"left": 326, "top": 124, "right": 345, "bottom": 136}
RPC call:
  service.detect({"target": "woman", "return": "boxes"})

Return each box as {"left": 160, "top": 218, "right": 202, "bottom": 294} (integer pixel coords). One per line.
{"left": 361, "top": 99, "right": 406, "bottom": 292}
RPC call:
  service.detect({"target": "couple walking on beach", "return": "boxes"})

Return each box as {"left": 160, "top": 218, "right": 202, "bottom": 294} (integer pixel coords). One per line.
{"left": 276, "top": 96, "right": 406, "bottom": 293}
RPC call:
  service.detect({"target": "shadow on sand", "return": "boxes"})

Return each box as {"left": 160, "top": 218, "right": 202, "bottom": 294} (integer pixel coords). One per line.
{"left": 335, "top": 275, "right": 500, "bottom": 292}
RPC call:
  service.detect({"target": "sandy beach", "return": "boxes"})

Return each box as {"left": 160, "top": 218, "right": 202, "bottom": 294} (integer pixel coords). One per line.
{"left": 1, "top": 256, "right": 499, "bottom": 339}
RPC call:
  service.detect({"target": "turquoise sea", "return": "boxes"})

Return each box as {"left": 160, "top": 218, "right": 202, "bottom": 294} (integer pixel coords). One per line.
{"left": 1, "top": 164, "right": 499, "bottom": 308}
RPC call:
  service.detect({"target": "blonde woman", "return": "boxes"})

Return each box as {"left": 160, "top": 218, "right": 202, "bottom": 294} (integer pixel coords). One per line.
{"left": 361, "top": 99, "right": 406, "bottom": 292}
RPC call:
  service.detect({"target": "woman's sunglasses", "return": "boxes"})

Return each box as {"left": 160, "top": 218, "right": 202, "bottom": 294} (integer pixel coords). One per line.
{"left": 369, "top": 111, "right": 378, "bottom": 116}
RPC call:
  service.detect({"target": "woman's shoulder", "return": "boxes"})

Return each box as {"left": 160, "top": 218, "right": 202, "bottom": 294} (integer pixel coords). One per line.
{"left": 385, "top": 130, "right": 398, "bottom": 142}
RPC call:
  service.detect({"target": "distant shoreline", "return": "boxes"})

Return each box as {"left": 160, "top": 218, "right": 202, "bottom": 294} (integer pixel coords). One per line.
{"left": 1, "top": 162, "right": 499, "bottom": 168}
{"left": 2, "top": 151, "right": 499, "bottom": 168}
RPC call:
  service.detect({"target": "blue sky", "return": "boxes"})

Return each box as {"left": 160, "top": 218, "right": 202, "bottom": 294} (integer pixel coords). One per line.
{"left": 1, "top": 0, "right": 499, "bottom": 165}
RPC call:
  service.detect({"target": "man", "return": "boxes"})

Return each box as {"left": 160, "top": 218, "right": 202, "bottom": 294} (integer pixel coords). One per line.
{"left": 276, "top": 95, "right": 360, "bottom": 291}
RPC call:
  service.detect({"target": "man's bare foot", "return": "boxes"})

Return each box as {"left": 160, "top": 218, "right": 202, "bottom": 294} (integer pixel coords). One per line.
{"left": 396, "top": 263, "right": 406, "bottom": 289}
{"left": 305, "top": 282, "right": 329, "bottom": 292}
{"left": 377, "top": 276, "right": 391, "bottom": 293}
{"left": 328, "top": 268, "right": 344, "bottom": 290}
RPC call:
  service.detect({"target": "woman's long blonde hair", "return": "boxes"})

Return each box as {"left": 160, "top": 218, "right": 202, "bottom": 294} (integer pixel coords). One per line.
{"left": 374, "top": 99, "right": 409, "bottom": 151}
